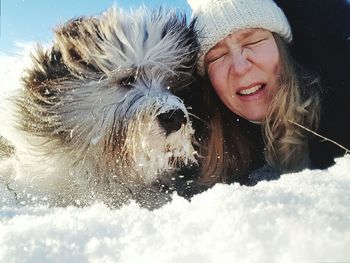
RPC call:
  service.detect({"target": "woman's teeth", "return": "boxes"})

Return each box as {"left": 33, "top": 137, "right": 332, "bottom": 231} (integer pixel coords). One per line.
{"left": 238, "top": 84, "right": 263, "bottom": 95}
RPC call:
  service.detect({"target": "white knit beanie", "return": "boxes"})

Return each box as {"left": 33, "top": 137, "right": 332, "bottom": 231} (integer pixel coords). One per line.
{"left": 188, "top": 0, "right": 292, "bottom": 75}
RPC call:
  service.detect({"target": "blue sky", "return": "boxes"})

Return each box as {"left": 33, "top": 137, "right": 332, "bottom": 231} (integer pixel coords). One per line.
{"left": 0, "top": 0, "right": 191, "bottom": 53}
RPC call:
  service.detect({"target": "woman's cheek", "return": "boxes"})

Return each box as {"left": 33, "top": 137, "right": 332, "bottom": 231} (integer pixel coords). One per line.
{"left": 208, "top": 61, "right": 225, "bottom": 81}
{"left": 208, "top": 66, "right": 220, "bottom": 87}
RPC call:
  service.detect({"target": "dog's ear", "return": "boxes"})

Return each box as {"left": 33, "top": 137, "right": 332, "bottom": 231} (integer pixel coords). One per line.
{"left": 23, "top": 17, "right": 103, "bottom": 93}
{"left": 54, "top": 17, "right": 103, "bottom": 77}
{"left": 161, "top": 14, "right": 198, "bottom": 54}
{"left": 22, "top": 45, "right": 70, "bottom": 94}
{"left": 158, "top": 12, "right": 199, "bottom": 89}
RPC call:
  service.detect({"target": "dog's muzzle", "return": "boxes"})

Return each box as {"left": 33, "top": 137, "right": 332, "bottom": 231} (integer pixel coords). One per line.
{"left": 157, "top": 109, "right": 187, "bottom": 135}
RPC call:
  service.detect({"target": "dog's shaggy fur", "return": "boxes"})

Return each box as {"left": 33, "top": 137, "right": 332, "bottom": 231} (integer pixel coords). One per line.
{"left": 0, "top": 6, "right": 200, "bottom": 208}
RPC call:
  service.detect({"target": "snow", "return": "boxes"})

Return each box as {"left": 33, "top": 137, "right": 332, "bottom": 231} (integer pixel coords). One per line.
{"left": 1, "top": 45, "right": 350, "bottom": 263}
{"left": 0, "top": 156, "right": 349, "bottom": 263}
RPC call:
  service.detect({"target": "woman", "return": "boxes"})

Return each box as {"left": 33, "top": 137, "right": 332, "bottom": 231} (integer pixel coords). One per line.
{"left": 188, "top": 0, "right": 321, "bottom": 185}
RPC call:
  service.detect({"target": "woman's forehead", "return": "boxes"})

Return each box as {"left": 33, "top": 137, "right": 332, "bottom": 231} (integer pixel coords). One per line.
{"left": 213, "top": 28, "right": 270, "bottom": 49}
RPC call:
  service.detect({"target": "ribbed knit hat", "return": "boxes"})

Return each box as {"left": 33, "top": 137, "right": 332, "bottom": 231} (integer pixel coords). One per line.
{"left": 188, "top": 0, "right": 292, "bottom": 75}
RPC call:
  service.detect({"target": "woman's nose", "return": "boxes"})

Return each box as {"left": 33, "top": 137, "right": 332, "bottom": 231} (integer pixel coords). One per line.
{"left": 230, "top": 52, "right": 252, "bottom": 75}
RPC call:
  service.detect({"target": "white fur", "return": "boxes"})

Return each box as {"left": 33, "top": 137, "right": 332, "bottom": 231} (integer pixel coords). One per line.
{"left": 0, "top": 7, "right": 198, "bottom": 208}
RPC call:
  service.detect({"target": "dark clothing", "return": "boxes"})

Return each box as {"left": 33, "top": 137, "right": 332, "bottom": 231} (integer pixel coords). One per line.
{"left": 230, "top": 116, "right": 283, "bottom": 186}
{"left": 274, "top": 0, "right": 350, "bottom": 168}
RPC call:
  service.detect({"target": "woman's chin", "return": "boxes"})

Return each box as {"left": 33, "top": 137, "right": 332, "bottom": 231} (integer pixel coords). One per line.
{"left": 239, "top": 111, "right": 265, "bottom": 123}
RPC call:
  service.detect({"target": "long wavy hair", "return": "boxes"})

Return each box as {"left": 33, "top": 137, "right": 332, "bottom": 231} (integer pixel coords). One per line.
{"left": 196, "top": 33, "right": 321, "bottom": 186}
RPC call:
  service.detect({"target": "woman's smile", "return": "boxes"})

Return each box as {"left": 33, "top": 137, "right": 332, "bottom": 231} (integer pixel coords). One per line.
{"left": 236, "top": 83, "right": 266, "bottom": 100}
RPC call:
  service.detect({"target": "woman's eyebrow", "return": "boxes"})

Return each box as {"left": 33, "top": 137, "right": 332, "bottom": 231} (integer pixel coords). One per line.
{"left": 237, "top": 29, "right": 259, "bottom": 40}
{"left": 211, "top": 40, "right": 225, "bottom": 50}
{"left": 207, "top": 42, "right": 225, "bottom": 56}
{"left": 207, "top": 29, "right": 265, "bottom": 55}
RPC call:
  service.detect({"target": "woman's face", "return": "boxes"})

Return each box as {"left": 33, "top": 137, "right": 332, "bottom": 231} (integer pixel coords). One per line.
{"left": 205, "top": 28, "right": 281, "bottom": 122}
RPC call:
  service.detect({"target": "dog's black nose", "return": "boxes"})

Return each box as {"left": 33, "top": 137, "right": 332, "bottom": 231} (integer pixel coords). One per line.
{"left": 157, "top": 109, "right": 187, "bottom": 135}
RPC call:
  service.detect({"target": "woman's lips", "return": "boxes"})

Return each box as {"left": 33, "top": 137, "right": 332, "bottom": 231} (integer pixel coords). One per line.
{"left": 237, "top": 84, "right": 265, "bottom": 96}
{"left": 236, "top": 84, "right": 266, "bottom": 101}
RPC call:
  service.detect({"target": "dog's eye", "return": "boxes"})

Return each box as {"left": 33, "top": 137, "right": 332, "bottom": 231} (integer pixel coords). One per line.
{"left": 119, "top": 75, "right": 136, "bottom": 88}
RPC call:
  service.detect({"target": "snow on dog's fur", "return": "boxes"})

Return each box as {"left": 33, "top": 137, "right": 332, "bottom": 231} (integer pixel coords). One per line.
{"left": 0, "top": 6, "right": 199, "bottom": 208}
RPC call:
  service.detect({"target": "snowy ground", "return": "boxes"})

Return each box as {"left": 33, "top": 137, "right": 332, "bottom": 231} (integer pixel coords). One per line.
{"left": 0, "top": 156, "right": 349, "bottom": 263}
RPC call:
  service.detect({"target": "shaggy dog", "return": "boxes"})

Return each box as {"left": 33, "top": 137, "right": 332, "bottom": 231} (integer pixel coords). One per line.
{"left": 0, "top": 6, "right": 200, "bottom": 208}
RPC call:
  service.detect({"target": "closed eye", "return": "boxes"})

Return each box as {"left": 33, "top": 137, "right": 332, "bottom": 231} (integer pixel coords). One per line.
{"left": 245, "top": 38, "right": 267, "bottom": 47}
{"left": 206, "top": 52, "right": 227, "bottom": 65}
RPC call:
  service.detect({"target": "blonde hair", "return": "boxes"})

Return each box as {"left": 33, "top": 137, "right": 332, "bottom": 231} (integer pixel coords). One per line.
{"left": 263, "top": 34, "right": 321, "bottom": 171}
{"left": 195, "top": 81, "right": 254, "bottom": 185}
{"left": 197, "top": 33, "right": 321, "bottom": 185}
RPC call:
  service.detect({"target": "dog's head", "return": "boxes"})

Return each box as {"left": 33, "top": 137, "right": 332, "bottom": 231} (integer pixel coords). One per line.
{"left": 19, "top": 7, "right": 199, "bottom": 188}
